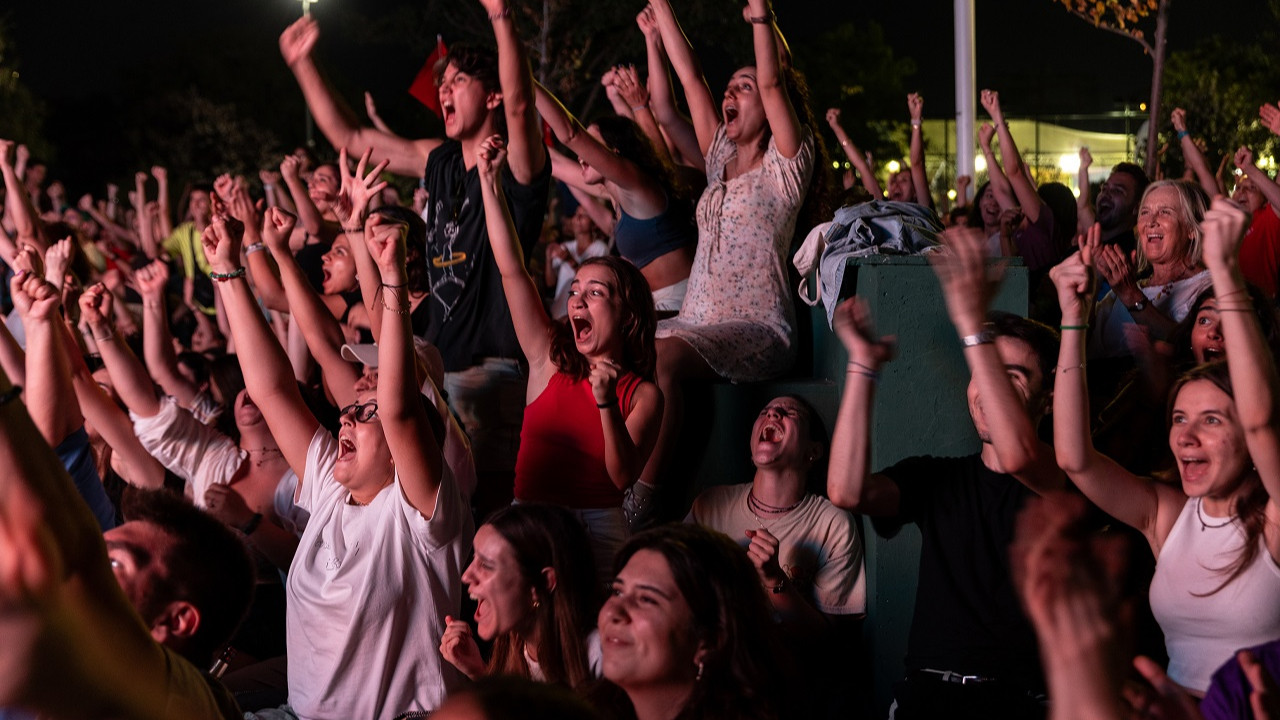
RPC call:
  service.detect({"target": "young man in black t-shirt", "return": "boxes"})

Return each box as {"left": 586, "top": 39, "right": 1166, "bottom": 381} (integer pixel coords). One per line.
{"left": 827, "top": 227, "right": 1065, "bottom": 720}
{"left": 279, "top": 1, "right": 549, "bottom": 512}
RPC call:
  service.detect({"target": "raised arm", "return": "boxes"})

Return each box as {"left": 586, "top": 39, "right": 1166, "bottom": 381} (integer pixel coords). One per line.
{"left": 746, "top": 0, "right": 801, "bottom": 158}
{"left": 478, "top": 136, "right": 554, "bottom": 381}
{"left": 1171, "top": 108, "right": 1222, "bottom": 197}
{"left": 336, "top": 147, "right": 390, "bottom": 348}
{"left": 648, "top": 0, "right": 720, "bottom": 155}
{"left": 981, "top": 90, "right": 1041, "bottom": 222}
{"left": 367, "top": 212, "right": 444, "bottom": 516}
{"left": 907, "top": 94, "right": 932, "bottom": 209}
{"left": 932, "top": 226, "right": 1063, "bottom": 492}
{"left": 826, "top": 297, "right": 901, "bottom": 515}
{"left": 0, "top": 139, "right": 38, "bottom": 260}
{"left": 612, "top": 64, "right": 676, "bottom": 169}
{"left": 1050, "top": 227, "right": 1172, "bottom": 546}
{"left": 64, "top": 325, "right": 167, "bottom": 491}
{"left": 132, "top": 261, "right": 197, "bottom": 408}
{"left": 479, "top": 0, "right": 546, "bottom": 184}
{"left": 279, "top": 17, "right": 438, "bottom": 178}
{"left": 1201, "top": 197, "right": 1280, "bottom": 507}
{"left": 151, "top": 166, "right": 173, "bottom": 238}
{"left": 280, "top": 155, "right": 325, "bottom": 237}
{"left": 1235, "top": 146, "right": 1280, "bottom": 219}
{"left": 1077, "top": 147, "right": 1096, "bottom": 234}
{"left": 636, "top": 6, "right": 704, "bottom": 172}
{"left": 78, "top": 284, "right": 161, "bottom": 424}
{"left": 205, "top": 214, "right": 320, "bottom": 479}
{"left": 263, "top": 206, "right": 358, "bottom": 405}
{"left": 11, "top": 249, "right": 80, "bottom": 447}
{"left": 978, "top": 122, "right": 1017, "bottom": 211}
{"left": 826, "top": 108, "right": 883, "bottom": 199}
{"left": 534, "top": 83, "right": 666, "bottom": 215}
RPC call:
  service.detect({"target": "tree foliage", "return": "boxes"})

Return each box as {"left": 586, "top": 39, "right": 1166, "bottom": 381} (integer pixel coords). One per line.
{"left": 1053, "top": 0, "right": 1160, "bottom": 52}
{"left": 1161, "top": 35, "right": 1280, "bottom": 175}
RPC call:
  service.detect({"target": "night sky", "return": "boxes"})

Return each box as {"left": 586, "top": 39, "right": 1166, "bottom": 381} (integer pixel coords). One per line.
{"left": 4, "top": 0, "right": 1273, "bottom": 186}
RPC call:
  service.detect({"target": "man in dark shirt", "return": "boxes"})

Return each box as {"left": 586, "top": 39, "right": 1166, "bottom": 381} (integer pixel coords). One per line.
{"left": 1095, "top": 162, "right": 1148, "bottom": 255}
{"left": 279, "top": 0, "right": 549, "bottom": 513}
{"left": 828, "top": 227, "right": 1065, "bottom": 719}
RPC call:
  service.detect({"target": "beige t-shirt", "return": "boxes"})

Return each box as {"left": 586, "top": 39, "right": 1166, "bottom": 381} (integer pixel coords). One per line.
{"left": 689, "top": 483, "right": 866, "bottom": 615}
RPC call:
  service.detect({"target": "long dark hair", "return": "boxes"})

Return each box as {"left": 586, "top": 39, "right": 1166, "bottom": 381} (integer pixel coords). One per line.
{"left": 483, "top": 504, "right": 599, "bottom": 689}
{"left": 548, "top": 256, "right": 657, "bottom": 381}
{"left": 1167, "top": 284, "right": 1280, "bottom": 367}
{"left": 612, "top": 524, "right": 789, "bottom": 720}
{"left": 1167, "top": 361, "right": 1270, "bottom": 596}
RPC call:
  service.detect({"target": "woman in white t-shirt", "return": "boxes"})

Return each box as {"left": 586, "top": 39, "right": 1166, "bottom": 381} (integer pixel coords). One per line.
{"left": 440, "top": 503, "right": 602, "bottom": 688}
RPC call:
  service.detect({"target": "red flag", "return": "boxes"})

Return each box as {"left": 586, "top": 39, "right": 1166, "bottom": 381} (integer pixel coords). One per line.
{"left": 408, "top": 35, "right": 448, "bottom": 117}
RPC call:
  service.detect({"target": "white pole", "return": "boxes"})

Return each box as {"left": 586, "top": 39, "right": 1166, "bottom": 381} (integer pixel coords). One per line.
{"left": 954, "top": 0, "right": 975, "bottom": 203}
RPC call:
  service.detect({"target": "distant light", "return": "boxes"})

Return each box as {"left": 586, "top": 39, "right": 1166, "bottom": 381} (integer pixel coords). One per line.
{"left": 1261, "top": 155, "right": 1277, "bottom": 171}
{"left": 832, "top": 161, "right": 841, "bottom": 170}
{"left": 974, "top": 155, "right": 987, "bottom": 173}
{"left": 1071, "top": 186, "right": 1080, "bottom": 198}
{"left": 843, "top": 161, "right": 852, "bottom": 170}
{"left": 1140, "top": 103, "right": 1147, "bottom": 112}
{"left": 886, "top": 160, "right": 901, "bottom": 174}
{"left": 1059, "top": 153, "right": 1081, "bottom": 174}
{"left": 947, "top": 189, "right": 957, "bottom": 200}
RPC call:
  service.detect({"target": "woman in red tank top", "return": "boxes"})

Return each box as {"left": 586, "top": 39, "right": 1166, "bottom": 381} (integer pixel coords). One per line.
{"left": 477, "top": 134, "right": 664, "bottom": 576}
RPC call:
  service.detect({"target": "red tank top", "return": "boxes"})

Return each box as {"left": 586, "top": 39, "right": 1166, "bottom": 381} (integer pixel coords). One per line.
{"left": 514, "top": 370, "right": 642, "bottom": 508}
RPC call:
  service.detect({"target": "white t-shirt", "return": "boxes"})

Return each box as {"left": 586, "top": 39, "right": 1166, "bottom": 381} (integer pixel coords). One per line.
{"left": 132, "top": 397, "right": 307, "bottom": 535}
{"left": 689, "top": 483, "right": 866, "bottom": 615}
{"left": 286, "top": 427, "right": 473, "bottom": 719}
{"left": 1090, "top": 270, "right": 1212, "bottom": 359}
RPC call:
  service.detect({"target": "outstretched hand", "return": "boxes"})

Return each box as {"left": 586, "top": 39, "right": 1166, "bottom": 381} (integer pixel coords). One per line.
{"left": 43, "top": 238, "right": 74, "bottom": 289}
{"left": 1234, "top": 145, "right": 1256, "bottom": 171}
{"left": 825, "top": 108, "right": 842, "bottom": 129}
{"left": 614, "top": 65, "right": 649, "bottom": 109}
{"left": 978, "top": 122, "right": 996, "bottom": 149}
{"left": 929, "top": 226, "right": 1004, "bottom": 330}
{"left": 78, "top": 283, "right": 115, "bottom": 330}
{"left": 1079, "top": 146, "right": 1093, "bottom": 169}
{"left": 831, "top": 297, "right": 896, "bottom": 369}
{"left": 1261, "top": 102, "right": 1280, "bottom": 136}
{"left": 1170, "top": 107, "right": 1187, "bottom": 134}
{"left": 337, "top": 147, "right": 390, "bottom": 230}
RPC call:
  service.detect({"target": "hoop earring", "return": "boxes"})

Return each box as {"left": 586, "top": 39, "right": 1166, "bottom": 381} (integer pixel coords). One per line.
{"left": 696, "top": 660, "right": 704, "bottom": 682}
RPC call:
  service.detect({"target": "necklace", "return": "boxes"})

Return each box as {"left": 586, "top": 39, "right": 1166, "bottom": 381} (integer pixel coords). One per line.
{"left": 1195, "top": 497, "right": 1234, "bottom": 532}
{"left": 747, "top": 489, "right": 804, "bottom": 515}
{"left": 243, "top": 447, "right": 283, "bottom": 468}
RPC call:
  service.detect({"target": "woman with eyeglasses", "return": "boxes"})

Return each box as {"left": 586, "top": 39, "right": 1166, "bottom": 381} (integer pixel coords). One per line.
{"left": 207, "top": 211, "right": 473, "bottom": 717}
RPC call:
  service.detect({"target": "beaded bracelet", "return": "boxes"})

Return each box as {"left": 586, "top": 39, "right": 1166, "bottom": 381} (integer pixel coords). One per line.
{"left": 210, "top": 268, "right": 246, "bottom": 282}
{"left": 747, "top": 11, "right": 774, "bottom": 23}
{"left": 1059, "top": 324, "right": 1089, "bottom": 331}
{"left": 245, "top": 242, "right": 267, "bottom": 255}
{"left": 489, "top": 7, "right": 512, "bottom": 20}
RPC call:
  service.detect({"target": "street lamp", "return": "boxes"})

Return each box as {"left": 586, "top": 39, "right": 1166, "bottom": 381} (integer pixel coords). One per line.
{"left": 299, "top": 0, "right": 320, "bottom": 147}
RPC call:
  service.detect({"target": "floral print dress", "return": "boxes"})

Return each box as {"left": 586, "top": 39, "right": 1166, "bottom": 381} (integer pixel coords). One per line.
{"left": 656, "top": 125, "right": 815, "bottom": 382}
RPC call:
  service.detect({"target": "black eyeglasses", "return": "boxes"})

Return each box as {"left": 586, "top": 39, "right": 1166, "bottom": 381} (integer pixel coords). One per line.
{"left": 338, "top": 400, "right": 380, "bottom": 423}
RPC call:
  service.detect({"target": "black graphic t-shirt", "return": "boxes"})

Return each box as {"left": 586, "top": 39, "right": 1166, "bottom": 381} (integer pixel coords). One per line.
{"left": 421, "top": 140, "right": 551, "bottom": 371}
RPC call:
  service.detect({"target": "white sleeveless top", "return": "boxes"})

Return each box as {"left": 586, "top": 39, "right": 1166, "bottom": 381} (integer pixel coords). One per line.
{"left": 1149, "top": 498, "right": 1280, "bottom": 692}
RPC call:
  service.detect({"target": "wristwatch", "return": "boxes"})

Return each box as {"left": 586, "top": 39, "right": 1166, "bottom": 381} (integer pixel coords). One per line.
{"left": 1128, "top": 298, "right": 1146, "bottom": 313}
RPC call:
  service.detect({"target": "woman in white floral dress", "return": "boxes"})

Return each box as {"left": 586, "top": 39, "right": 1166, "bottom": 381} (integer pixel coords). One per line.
{"left": 634, "top": 0, "right": 823, "bottom": 517}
